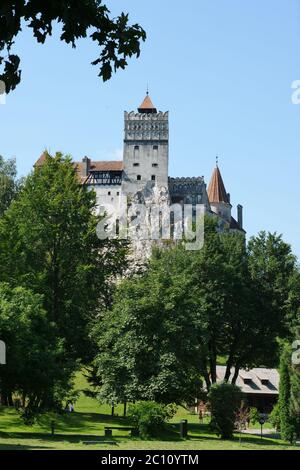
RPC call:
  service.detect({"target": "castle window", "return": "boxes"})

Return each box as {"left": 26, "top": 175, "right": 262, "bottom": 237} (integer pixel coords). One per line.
{"left": 137, "top": 175, "right": 141, "bottom": 181}
{"left": 151, "top": 175, "right": 156, "bottom": 181}
{"left": 153, "top": 144, "right": 158, "bottom": 164}
{"left": 134, "top": 145, "right": 139, "bottom": 161}
{"left": 108, "top": 191, "right": 111, "bottom": 196}
{"left": 133, "top": 163, "right": 140, "bottom": 167}
{"left": 117, "top": 192, "right": 120, "bottom": 196}
{"left": 152, "top": 163, "right": 158, "bottom": 168}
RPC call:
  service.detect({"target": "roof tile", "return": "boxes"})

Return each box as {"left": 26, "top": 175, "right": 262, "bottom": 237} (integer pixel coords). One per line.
{"left": 207, "top": 166, "right": 230, "bottom": 204}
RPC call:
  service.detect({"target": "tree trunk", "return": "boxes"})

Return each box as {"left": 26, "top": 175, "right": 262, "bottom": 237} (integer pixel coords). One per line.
{"left": 1, "top": 391, "right": 13, "bottom": 406}
{"left": 232, "top": 365, "right": 240, "bottom": 384}
{"left": 225, "top": 354, "right": 234, "bottom": 382}
{"left": 123, "top": 401, "right": 127, "bottom": 417}
{"left": 51, "top": 421, "right": 55, "bottom": 436}
{"left": 209, "top": 341, "right": 217, "bottom": 383}
{"left": 111, "top": 405, "right": 115, "bottom": 417}
{"left": 203, "top": 370, "right": 211, "bottom": 391}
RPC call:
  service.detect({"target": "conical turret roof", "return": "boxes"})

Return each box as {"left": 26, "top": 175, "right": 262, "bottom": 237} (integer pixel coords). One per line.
{"left": 138, "top": 93, "right": 157, "bottom": 113}
{"left": 207, "top": 165, "right": 230, "bottom": 204}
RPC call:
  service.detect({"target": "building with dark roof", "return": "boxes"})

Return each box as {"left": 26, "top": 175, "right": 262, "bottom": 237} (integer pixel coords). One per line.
{"left": 216, "top": 366, "right": 279, "bottom": 413}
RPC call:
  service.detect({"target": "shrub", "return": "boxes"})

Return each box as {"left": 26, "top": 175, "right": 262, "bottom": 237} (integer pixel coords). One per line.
{"left": 128, "top": 401, "right": 177, "bottom": 438}
{"left": 269, "top": 403, "right": 280, "bottom": 431}
{"left": 249, "top": 407, "right": 260, "bottom": 425}
{"left": 208, "top": 382, "right": 243, "bottom": 439}
{"left": 235, "top": 404, "right": 250, "bottom": 431}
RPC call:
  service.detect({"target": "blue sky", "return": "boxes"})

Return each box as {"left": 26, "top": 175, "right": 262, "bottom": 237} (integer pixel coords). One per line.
{"left": 1, "top": 0, "right": 300, "bottom": 256}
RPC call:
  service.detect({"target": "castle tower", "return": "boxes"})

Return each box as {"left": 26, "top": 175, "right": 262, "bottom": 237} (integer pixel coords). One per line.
{"left": 122, "top": 93, "right": 169, "bottom": 194}
{"left": 207, "top": 164, "right": 232, "bottom": 223}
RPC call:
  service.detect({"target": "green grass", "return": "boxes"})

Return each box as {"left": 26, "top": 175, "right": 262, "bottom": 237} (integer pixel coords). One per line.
{"left": 0, "top": 372, "right": 298, "bottom": 451}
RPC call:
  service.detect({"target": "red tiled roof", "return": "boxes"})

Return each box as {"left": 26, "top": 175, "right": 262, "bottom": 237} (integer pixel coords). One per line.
{"left": 75, "top": 160, "right": 123, "bottom": 172}
{"left": 138, "top": 94, "right": 157, "bottom": 113}
{"left": 207, "top": 166, "right": 230, "bottom": 204}
{"left": 35, "top": 152, "right": 48, "bottom": 167}
{"left": 35, "top": 153, "right": 123, "bottom": 182}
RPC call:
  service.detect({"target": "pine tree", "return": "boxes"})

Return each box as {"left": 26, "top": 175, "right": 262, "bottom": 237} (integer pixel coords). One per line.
{"left": 278, "top": 343, "right": 295, "bottom": 443}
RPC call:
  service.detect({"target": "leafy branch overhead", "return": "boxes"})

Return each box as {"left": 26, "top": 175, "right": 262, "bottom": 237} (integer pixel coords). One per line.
{"left": 0, "top": 0, "right": 146, "bottom": 92}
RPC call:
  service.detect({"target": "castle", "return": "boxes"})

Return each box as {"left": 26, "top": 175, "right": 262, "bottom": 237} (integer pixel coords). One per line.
{"left": 36, "top": 94, "right": 244, "bottom": 239}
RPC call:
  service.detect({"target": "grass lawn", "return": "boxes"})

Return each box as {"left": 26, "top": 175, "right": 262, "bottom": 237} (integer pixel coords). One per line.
{"left": 0, "top": 372, "right": 298, "bottom": 451}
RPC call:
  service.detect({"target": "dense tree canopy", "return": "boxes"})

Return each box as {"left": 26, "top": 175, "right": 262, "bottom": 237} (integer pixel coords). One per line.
{"left": 93, "top": 245, "right": 203, "bottom": 405}
{"left": 0, "top": 152, "right": 127, "bottom": 362}
{"left": 277, "top": 268, "right": 300, "bottom": 440}
{"left": 0, "top": 283, "right": 74, "bottom": 417}
{"left": 0, "top": 155, "right": 22, "bottom": 217}
{"left": 93, "top": 219, "right": 300, "bottom": 405}
{"left": 0, "top": 1, "right": 146, "bottom": 92}
{"left": 278, "top": 343, "right": 297, "bottom": 442}
{"left": 248, "top": 231, "right": 298, "bottom": 337}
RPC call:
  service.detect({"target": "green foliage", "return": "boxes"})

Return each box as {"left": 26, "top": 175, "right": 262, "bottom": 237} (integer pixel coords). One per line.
{"left": 281, "top": 261, "right": 300, "bottom": 436}
{"left": 278, "top": 343, "right": 296, "bottom": 442}
{"left": 208, "top": 382, "right": 243, "bottom": 439}
{"left": 235, "top": 404, "right": 250, "bottom": 431}
{"left": 129, "top": 401, "right": 177, "bottom": 438}
{"left": 269, "top": 403, "right": 281, "bottom": 431}
{"left": 0, "top": 155, "right": 22, "bottom": 217}
{"left": 248, "top": 231, "right": 297, "bottom": 340}
{"left": 93, "top": 220, "right": 299, "bottom": 406}
{"left": 93, "top": 244, "right": 204, "bottom": 405}
{"left": 0, "top": 283, "right": 75, "bottom": 418}
{"left": 0, "top": 1, "right": 146, "bottom": 92}
{"left": 274, "top": 338, "right": 300, "bottom": 441}
{"left": 0, "top": 152, "right": 127, "bottom": 420}
{"left": 249, "top": 407, "right": 260, "bottom": 425}
{"left": 0, "top": 152, "right": 127, "bottom": 362}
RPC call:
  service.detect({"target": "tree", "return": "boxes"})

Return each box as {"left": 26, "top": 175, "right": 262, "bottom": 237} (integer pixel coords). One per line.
{"left": 93, "top": 245, "right": 204, "bottom": 405}
{"left": 248, "top": 231, "right": 297, "bottom": 338}
{"left": 269, "top": 403, "right": 281, "bottom": 432}
{"left": 208, "top": 382, "right": 243, "bottom": 439}
{"left": 0, "top": 1, "right": 146, "bottom": 92}
{"left": 223, "top": 231, "right": 299, "bottom": 382}
{"left": 275, "top": 262, "right": 300, "bottom": 440}
{"left": 187, "top": 224, "right": 288, "bottom": 388}
{"left": 189, "top": 221, "right": 258, "bottom": 387}
{"left": 249, "top": 407, "right": 260, "bottom": 426}
{"left": 0, "top": 155, "right": 22, "bottom": 217}
{"left": 287, "top": 270, "right": 300, "bottom": 436}
{"left": 93, "top": 220, "right": 298, "bottom": 405}
{"left": 278, "top": 343, "right": 296, "bottom": 443}
{"left": 0, "top": 282, "right": 74, "bottom": 418}
{"left": 128, "top": 401, "right": 177, "bottom": 438}
{"left": 0, "top": 152, "right": 127, "bottom": 362}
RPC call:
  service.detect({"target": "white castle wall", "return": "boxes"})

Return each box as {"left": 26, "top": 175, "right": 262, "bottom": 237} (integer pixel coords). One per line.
{"left": 122, "top": 111, "right": 169, "bottom": 194}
